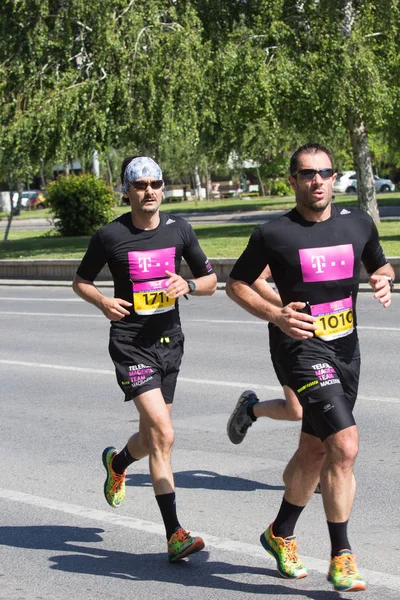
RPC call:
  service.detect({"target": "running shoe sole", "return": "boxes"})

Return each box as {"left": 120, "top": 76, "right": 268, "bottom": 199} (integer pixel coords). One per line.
{"left": 226, "top": 390, "right": 258, "bottom": 444}
{"left": 327, "top": 574, "right": 366, "bottom": 592}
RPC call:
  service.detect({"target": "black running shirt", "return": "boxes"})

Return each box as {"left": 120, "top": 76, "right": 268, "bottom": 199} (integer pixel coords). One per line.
{"left": 76, "top": 212, "right": 214, "bottom": 337}
{"left": 230, "top": 204, "right": 387, "bottom": 344}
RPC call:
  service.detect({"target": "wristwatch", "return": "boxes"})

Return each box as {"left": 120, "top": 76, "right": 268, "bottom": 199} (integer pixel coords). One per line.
{"left": 382, "top": 276, "right": 394, "bottom": 292}
{"left": 187, "top": 280, "right": 196, "bottom": 294}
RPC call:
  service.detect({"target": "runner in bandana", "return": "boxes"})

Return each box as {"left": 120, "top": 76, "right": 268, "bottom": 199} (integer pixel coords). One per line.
{"left": 73, "top": 156, "right": 216, "bottom": 562}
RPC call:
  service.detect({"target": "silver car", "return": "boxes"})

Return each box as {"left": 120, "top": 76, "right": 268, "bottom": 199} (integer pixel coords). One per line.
{"left": 333, "top": 170, "right": 395, "bottom": 194}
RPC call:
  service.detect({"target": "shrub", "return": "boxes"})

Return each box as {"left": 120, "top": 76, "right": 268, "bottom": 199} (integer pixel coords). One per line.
{"left": 47, "top": 174, "right": 115, "bottom": 236}
{"left": 269, "top": 178, "right": 293, "bottom": 197}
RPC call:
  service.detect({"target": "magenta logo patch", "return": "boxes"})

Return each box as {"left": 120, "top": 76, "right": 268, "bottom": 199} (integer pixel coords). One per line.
{"left": 128, "top": 247, "right": 176, "bottom": 280}
{"left": 299, "top": 244, "right": 354, "bottom": 282}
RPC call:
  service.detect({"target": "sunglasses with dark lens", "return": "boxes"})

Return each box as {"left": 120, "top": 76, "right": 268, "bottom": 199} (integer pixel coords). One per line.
{"left": 295, "top": 168, "right": 334, "bottom": 181}
{"left": 131, "top": 179, "right": 163, "bottom": 191}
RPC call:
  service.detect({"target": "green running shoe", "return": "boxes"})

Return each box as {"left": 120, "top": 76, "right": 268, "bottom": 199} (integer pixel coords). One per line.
{"left": 328, "top": 550, "right": 366, "bottom": 591}
{"left": 260, "top": 523, "right": 307, "bottom": 579}
{"left": 102, "top": 446, "right": 126, "bottom": 508}
{"left": 168, "top": 527, "right": 205, "bottom": 562}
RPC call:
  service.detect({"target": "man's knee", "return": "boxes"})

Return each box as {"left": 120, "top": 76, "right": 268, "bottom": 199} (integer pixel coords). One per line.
{"left": 325, "top": 426, "right": 359, "bottom": 466}
{"left": 283, "top": 386, "right": 302, "bottom": 421}
{"left": 287, "top": 403, "right": 303, "bottom": 421}
{"left": 148, "top": 421, "right": 175, "bottom": 454}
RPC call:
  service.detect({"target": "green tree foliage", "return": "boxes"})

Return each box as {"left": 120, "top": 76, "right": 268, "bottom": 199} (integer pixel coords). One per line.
{"left": 47, "top": 174, "right": 115, "bottom": 236}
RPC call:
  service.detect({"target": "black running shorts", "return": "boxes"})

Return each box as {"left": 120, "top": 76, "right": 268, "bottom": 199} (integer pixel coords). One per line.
{"left": 268, "top": 324, "right": 360, "bottom": 441}
{"left": 108, "top": 332, "right": 184, "bottom": 403}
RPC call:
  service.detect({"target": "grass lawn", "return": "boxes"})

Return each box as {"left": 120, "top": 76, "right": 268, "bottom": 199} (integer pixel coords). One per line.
{"left": 1, "top": 191, "right": 400, "bottom": 222}
{"left": 1, "top": 220, "right": 399, "bottom": 259}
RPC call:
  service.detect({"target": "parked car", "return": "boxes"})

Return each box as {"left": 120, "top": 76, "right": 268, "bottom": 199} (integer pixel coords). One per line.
{"left": 333, "top": 171, "right": 395, "bottom": 194}
{"left": 24, "top": 190, "right": 47, "bottom": 209}
{"left": 12, "top": 190, "right": 47, "bottom": 211}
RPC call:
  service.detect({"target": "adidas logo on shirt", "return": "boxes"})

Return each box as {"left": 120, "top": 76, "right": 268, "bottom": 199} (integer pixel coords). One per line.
{"left": 340, "top": 209, "right": 351, "bottom": 215}
{"left": 166, "top": 218, "right": 175, "bottom": 225}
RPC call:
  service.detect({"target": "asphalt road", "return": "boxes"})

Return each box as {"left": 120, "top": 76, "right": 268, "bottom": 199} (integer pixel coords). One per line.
{"left": 0, "top": 287, "right": 399, "bottom": 600}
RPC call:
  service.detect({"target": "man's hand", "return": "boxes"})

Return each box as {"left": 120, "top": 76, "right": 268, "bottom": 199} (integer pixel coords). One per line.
{"left": 369, "top": 274, "right": 393, "bottom": 308}
{"left": 164, "top": 270, "right": 190, "bottom": 299}
{"left": 274, "top": 302, "right": 317, "bottom": 340}
{"left": 100, "top": 297, "right": 132, "bottom": 321}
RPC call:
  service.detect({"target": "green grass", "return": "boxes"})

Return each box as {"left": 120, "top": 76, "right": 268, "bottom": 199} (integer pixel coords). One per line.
{"left": 1, "top": 191, "right": 399, "bottom": 222}
{"left": 1, "top": 220, "right": 399, "bottom": 259}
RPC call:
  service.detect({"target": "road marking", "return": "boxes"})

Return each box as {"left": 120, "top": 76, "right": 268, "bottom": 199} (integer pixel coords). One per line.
{"left": 0, "top": 311, "right": 399, "bottom": 332}
{"left": 0, "top": 311, "right": 102, "bottom": 318}
{"left": 0, "top": 487, "right": 399, "bottom": 592}
{"left": 0, "top": 359, "right": 399, "bottom": 404}
{"left": 0, "top": 297, "right": 82, "bottom": 302}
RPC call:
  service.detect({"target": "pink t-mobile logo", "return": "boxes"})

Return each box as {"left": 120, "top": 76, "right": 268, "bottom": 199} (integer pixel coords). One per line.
{"left": 128, "top": 247, "right": 176, "bottom": 280}
{"left": 299, "top": 244, "right": 354, "bottom": 282}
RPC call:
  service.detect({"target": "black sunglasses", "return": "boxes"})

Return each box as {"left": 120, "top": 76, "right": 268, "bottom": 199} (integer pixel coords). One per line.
{"left": 131, "top": 179, "right": 163, "bottom": 191}
{"left": 295, "top": 168, "right": 334, "bottom": 181}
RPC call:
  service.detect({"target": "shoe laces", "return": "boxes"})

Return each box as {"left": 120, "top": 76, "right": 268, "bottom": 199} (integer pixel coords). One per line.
{"left": 334, "top": 553, "right": 357, "bottom": 576}
{"left": 282, "top": 537, "right": 300, "bottom": 563}
{"left": 110, "top": 470, "right": 125, "bottom": 493}
{"left": 173, "top": 528, "right": 190, "bottom": 542}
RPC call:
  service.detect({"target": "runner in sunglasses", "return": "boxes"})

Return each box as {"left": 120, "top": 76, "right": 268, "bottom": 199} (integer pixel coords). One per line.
{"left": 225, "top": 142, "right": 394, "bottom": 592}
{"left": 73, "top": 156, "right": 217, "bottom": 562}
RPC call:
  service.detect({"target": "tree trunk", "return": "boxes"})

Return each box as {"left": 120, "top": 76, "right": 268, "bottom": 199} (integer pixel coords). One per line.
{"left": 347, "top": 112, "right": 379, "bottom": 223}
{"left": 256, "top": 167, "right": 266, "bottom": 196}
{"left": 3, "top": 172, "right": 15, "bottom": 242}
{"left": 194, "top": 165, "right": 202, "bottom": 200}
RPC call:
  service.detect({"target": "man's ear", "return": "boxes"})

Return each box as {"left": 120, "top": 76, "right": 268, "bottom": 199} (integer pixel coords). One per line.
{"left": 288, "top": 176, "right": 297, "bottom": 192}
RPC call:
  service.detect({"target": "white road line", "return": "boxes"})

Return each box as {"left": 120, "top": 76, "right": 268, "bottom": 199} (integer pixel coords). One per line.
{"left": 0, "top": 311, "right": 399, "bottom": 332}
{"left": 0, "top": 359, "right": 399, "bottom": 404}
{"left": 0, "top": 488, "right": 398, "bottom": 592}
{"left": 0, "top": 297, "right": 81, "bottom": 302}
{"left": 0, "top": 311, "right": 102, "bottom": 318}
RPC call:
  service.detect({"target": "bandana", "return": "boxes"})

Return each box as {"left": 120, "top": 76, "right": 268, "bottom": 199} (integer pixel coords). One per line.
{"left": 122, "top": 157, "right": 163, "bottom": 193}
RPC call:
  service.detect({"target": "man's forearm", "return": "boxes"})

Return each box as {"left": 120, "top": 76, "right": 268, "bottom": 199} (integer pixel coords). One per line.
{"left": 72, "top": 274, "right": 107, "bottom": 311}
{"left": 190, "top": 273, "right": 217, "bottom": 296}
{"left": 226, "top": 277, "right": 280, "bottom": 322}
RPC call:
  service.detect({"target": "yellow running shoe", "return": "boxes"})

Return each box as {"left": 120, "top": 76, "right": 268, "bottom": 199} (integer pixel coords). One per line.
{"left": 260, "top": 523, "right": 307, "bottom": 579}
{"left": 102, "top": 446, "right": 126, "bottom": 508}
{"left": 168, "top": 527, "right": 205, "bottom": 562}
{"left": 328, "top": 550, "right": 366, "bottom": 591}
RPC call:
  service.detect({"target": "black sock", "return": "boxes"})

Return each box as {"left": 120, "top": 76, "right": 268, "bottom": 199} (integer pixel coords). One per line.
{"left": 112, "top": 445, "right": 138, "bottom": 474}
{"left": 247, "top": 403, "right": 257, "bottom": 422}
{"left": 156, "top": 492, "right": 181, "bottom": 539}
{"left": 273, "top": 497, "right": 305, "bottom": 538}
{"left": 328, "top": 521, "right": 351, "bottom": 557}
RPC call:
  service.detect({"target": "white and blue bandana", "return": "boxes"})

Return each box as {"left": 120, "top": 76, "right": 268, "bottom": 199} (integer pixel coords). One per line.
{"left": 122, "top": 157, "right": 163, "bottom": 193}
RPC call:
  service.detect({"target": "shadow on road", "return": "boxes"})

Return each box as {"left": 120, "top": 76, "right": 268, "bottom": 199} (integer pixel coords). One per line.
{"left": 0, "top": 525, "right": 340, "bottom": 599}
{"left": 126, "top": 469, "right": 285, "bottom": 492}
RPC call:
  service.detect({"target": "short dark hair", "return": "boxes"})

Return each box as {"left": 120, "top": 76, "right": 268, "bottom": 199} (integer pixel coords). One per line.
{"left": 120, "top": 155, "right": 140, "bottom": 185}
{"left": 289, "top": 143, "right": 334, "bottom": 176}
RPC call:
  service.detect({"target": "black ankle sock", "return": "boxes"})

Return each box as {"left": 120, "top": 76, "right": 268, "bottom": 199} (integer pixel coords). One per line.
{"left": 273, "top": 497, "right": 305, "bottom": 538}
{"left": 328, "top": 521, "right": 351, "bottom": 557}
{"left": 156, "top": 492, "right": 181, "bottom": 539}
{"left": 247, "top": 403, "right": 257, "bottom": 422}
{"left": 112, "top": 445, "right": 138, "bottom": 474}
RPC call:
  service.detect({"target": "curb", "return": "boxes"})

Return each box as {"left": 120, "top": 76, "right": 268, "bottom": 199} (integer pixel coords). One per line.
{"left": 0, "top": 257, "right": 399, "bottom": 286}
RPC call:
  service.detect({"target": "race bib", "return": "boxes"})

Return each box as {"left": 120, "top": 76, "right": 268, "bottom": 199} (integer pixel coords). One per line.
{"left": 133, "top": 278, "right": 175, "bottom": 315}
{"left": 310, "top": 296, "right": 354, "bottom": 341}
